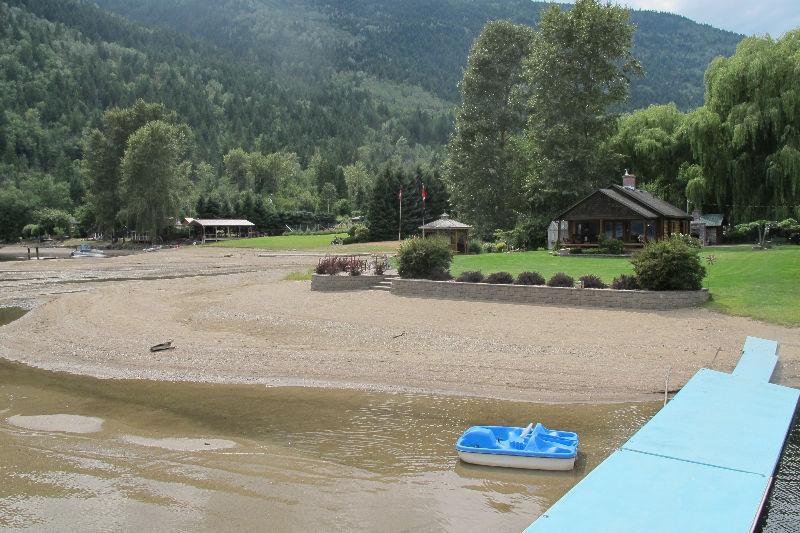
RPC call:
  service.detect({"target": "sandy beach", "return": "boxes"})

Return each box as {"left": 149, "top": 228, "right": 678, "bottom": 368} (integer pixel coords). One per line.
{"left": 1, "top": 246, "right": 798, "bottom": 403}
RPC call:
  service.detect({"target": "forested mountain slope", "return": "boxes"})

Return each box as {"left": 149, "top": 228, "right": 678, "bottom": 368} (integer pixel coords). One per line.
{"left": 92, "top": 0, "right": 743, "bottom": 110}
{"left": 1, "top": 0, "right": 450, "bottom": 173}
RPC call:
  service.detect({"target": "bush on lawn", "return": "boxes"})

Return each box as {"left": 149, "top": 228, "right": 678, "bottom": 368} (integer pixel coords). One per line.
{"left": 515, "top": 271, "right": 546, "bottom": 285}
{"left": 456, "top": 271, "right": 485, "bottom": 283}
{"left": 483, "top": 242, "right": 497, "bottom": 253}
{"left": 611, "top": 274, "right": 641, "bottom": 290}
{"left": 468, "top": 239, "right": 483, "bottom": 254}
{"left": 579, "top": 274, "right": 607, "bottom": 289}
{"left": 485, "top": 271, "right": 514, "bottom": 284}
{"left": 343, "top": 223, "right": 370, "bottom": 244}
{"left": 631, "top": 236, "right": 706, "bottom": 290}
{"left": 397, "top": 236, "right": 453, "bottom": 279}
{"left": 547, "top": 272, "right": 575, "bottom": 287}
{"left": 597, "top": 235, "right": 626, "bottom": 255}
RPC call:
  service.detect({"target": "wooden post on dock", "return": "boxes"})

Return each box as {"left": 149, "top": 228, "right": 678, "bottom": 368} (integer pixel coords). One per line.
{"left": 27, "top": 247, "right": 31, "bottom": 260}
{"left": 35, "top": 247, "right": 39, "bottom": 260}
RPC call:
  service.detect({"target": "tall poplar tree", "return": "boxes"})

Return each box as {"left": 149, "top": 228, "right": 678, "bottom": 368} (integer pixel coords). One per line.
{"left": 120, "top": 120, "right": 189, "bottom": 239}
{"left": 445, "top": 21, "right": 535, "bottom": 236}
{"left": 84, "top": 100, "right": 176, "bottom": 237}
{"left": 525, "top": 0, "right": 640, "bottom": 215}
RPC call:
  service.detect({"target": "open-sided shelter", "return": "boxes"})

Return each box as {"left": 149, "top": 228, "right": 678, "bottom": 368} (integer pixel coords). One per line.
{"left": 186, "top": 218, "right": 255, "bottom": 243}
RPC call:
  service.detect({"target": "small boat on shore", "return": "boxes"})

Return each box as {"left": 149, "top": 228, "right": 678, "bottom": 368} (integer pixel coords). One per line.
{"left": 70, "top": 244, "right": 107, "bottom": 258}
{"left": 455, "top": 423, "right": 578, "bottom": 471}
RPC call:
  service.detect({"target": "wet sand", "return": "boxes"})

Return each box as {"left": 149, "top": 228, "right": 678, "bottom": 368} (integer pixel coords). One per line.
{"left": 0, "top": 246, "right": 799, "bottom": 403}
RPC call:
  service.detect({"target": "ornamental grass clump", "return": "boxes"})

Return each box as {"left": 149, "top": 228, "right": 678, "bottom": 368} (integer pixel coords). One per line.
{"left": 611, "top": 274, "right": 641, "bottom": 290}
{"left": 631, "top": 236, "right": 706, "bottom": 290}
{"left": 485, "top": 271, "right": 514, "bottom": 284}
{"left": 456, "top": 271, "right": 484, "bottom": 283}
{"left": 396, "top": 236, "right": 453, "bottom": 279}
{"left": 515, "top": 271, "right": 546, "bottom": 285}
{"left": 579, "top": 274, "right": 607, "bottom": 289}
{"left": 547, "top": 272, "right": 574, "bottom": 287}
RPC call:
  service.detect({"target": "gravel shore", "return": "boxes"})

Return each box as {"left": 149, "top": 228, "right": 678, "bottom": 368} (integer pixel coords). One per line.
{"left": 1, "top": 247, "right": 798, "bottom": 403}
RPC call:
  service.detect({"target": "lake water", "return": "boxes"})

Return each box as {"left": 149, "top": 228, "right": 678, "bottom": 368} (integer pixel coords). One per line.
{"left": 0, "top": 307, "right": 796, "bottom": 531}
{"left": 0, "top": 357, "right": 658, "bottom": 531}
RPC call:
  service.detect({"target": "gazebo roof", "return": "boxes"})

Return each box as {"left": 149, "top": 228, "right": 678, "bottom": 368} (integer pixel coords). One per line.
{"left": 419, "top": 213, "right": 471, "bottom": 230}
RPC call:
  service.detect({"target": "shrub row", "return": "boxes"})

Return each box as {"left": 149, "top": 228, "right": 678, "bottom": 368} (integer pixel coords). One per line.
{"left": 451, "top": 270, "right": 643, "bottom": 290}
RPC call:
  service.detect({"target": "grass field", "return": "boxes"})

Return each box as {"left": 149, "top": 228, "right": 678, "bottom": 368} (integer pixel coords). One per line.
{"left": 209, "top": 234, "right": 399, "bottom": 253}
{"left": 452, "top": 246, "right": 800, "bottom": 326}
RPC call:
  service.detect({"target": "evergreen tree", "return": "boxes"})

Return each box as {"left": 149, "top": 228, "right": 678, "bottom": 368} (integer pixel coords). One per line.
{"left": 367, "top": 167, "right": 402, "bottom": 241}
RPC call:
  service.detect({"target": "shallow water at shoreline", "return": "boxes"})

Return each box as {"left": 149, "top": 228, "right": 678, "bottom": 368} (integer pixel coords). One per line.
{"left": 0, "top": 358, "right": 661, "bottom": 531}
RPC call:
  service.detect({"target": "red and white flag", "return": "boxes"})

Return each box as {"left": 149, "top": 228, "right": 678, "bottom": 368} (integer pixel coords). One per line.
{"left": 421, "top": 184, "right": 427, "bottom": 202}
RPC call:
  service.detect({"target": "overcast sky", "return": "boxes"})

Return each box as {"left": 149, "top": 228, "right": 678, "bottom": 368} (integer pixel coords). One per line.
{"left": 612, "top": 1, "right": 800, "bottom": 36}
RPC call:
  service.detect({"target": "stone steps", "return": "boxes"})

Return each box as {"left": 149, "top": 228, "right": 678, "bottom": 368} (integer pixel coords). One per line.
{"left": 369, "top": 278, "right": 396, "bottom": 292}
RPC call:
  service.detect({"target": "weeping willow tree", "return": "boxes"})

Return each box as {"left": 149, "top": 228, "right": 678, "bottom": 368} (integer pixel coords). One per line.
{"left": 692, "top": 30, "right": 800, "bottom": 222}
{"left": 610, "top": 104, "right": 692, "bottom": 206}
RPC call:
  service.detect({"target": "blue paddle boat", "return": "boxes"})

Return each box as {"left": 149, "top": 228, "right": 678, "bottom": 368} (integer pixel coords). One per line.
{"left": 455, "top": 423, "right": 579, "bottom": 470}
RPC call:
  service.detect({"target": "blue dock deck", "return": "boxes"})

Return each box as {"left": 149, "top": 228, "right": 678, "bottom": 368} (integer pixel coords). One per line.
{"left": 525, "top": 336, "right": 799, "bottom": 533}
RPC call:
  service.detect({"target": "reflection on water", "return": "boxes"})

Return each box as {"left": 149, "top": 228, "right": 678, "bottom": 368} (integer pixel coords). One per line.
{"left": 0, "top": 307, "right": 27, "bottom": 326}
{"left": 759, "top": 410, "right": 800, "bottom": 531}
{"left": 0, "top": 359, "right": 659, "bottom": 531}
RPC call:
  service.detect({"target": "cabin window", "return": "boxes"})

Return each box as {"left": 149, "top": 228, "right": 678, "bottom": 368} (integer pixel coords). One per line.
{"left": 646, "top": 222, "right": 655, "bottom": 240}
{"left": 631, "top": 221, "right": 644, "bottom": 241}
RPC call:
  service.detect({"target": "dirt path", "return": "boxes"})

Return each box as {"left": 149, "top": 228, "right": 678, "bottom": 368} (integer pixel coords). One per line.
{"left": 1, "top": 247, "right": 798, "bottom": 402}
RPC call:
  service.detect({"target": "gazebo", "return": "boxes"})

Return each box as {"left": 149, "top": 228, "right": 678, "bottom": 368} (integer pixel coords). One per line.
{"left": 419, "top": 213, "right": 471, "bottom": 253}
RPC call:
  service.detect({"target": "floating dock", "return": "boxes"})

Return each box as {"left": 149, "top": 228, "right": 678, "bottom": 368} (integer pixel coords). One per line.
{"left": 526, "top": 336, "right": 799, "bottom": 533}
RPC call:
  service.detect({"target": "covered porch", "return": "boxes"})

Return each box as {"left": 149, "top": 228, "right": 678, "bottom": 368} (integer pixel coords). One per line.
{"left": 556, "top": 218, "right": 691, "bottom": 249}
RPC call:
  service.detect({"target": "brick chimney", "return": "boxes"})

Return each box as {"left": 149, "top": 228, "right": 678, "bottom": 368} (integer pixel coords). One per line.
{"left": 623, "top": 169, "right": 636, "bottom": 189}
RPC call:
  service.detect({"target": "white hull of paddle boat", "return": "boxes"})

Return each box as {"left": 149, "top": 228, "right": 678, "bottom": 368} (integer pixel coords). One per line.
{"left": 458, "top": 450, "right": 576, "bottom": 471}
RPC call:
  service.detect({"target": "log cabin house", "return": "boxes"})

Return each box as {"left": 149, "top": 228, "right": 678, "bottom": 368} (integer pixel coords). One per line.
{"left": 553, "top": 172, "right": 692, "bottom": 250}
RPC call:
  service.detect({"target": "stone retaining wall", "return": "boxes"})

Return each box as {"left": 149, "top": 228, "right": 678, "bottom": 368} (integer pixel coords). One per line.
{"left": 311, "top": 274, "right": 385, "bottom": 291}
{"left": 390, "top": 279, "right": 708, "bottom": 310}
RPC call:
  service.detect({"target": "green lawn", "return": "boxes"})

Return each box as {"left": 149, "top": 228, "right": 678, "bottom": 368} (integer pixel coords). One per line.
{"left": 208, "top": 233, "right": 399, "bottom": 253}
{"left": 452, "top": 245, "right": 800, "bottom": 326}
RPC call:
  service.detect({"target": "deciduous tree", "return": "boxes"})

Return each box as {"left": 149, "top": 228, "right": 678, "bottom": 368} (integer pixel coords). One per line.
{"left": 445, "top": 21, "right": 535, "bottom": 235}
{"left": 120, "top": 120, "right": 189, "bottom": 239}
{"left": 525, "top": 0, "right": 640, "bottom": 215}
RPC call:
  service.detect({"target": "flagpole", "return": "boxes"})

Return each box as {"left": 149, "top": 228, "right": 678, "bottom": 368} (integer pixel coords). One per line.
{"left": 398, "top": 189, "right": 402, "bottom": 241}
{"left": 421, "top": 183, "right": 426, "bottom": 238}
